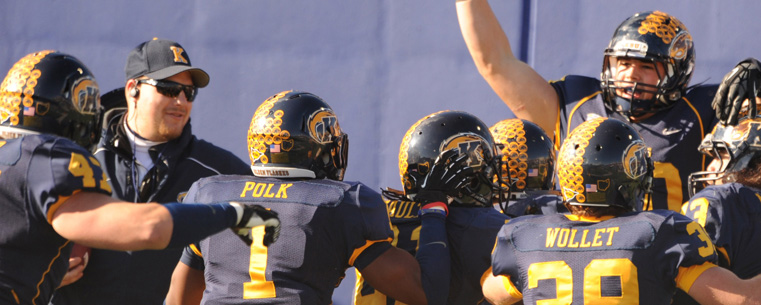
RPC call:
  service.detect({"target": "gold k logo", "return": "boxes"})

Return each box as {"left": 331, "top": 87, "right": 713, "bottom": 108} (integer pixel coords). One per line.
{"left": 169, "top": 46, "right": 188, "bottom": 64}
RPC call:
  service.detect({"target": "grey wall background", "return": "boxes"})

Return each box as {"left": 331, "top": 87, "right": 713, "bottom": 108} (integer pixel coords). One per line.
{"left": 3, "top": 1, "right": 760, "bottom": 304}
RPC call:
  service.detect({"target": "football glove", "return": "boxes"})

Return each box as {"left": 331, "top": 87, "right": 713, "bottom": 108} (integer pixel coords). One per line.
{"left": 230, "top": 202, "right": 281, "bottom": 246}
{"left": 713, "top": 57, "right": 761, "bottom": 125}
{"left": 414, "top": 148, "right": 475, "bottom": 207}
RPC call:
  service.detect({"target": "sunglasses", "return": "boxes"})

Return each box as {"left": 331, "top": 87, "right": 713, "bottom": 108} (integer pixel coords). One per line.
{"left": 136, "top": 79, "right": 198, "bottom": 102}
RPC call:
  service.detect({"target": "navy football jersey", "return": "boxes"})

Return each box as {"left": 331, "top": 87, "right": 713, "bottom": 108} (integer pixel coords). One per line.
{"left": 491, "top": 211, "right": 718, "bottom": 304}
{"left": 551, "top": 76, "right": 717, "bottom": 211}
{"left": 355, "top": 199, "right": 509, "bottom": 305}
{"left": 0, "top": 135, "right": 111, "bottom": 305}
{"left": 682, "top": 183, "right": 761, "bottom": 279}
{"left": 502, "top": 193, "right": 567, "bottom": 217}
{"left": 180, "top": 175, "right": 395, "bottom": 305}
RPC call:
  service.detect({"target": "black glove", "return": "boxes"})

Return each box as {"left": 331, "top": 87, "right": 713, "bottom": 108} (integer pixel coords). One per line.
{"left": 713, "top": 58, "right": 761, "bottom": 125}
{"left": 380, "top": 187, "right": 407, "bottom": 201}
{"left": 231, "top": 202, "right": 281, "bottom": 246}
{"left": 414, "top": 148, "right": 475, "bottom": 205}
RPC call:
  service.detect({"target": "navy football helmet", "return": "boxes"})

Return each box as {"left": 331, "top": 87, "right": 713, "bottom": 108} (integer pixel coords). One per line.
{"left": 247, "top": 90, "right": 348, "bottom": 180}
{"left": 689, "top": 117, "right": 761, "bottom": 196}
{"left": 601, "top": 11, "right": 695, "bottom": 118}
{"left": 398, "top": 110, "right": 505, "bottom": 207}
{"left": 557, "top": 117, "right": 653, "bottom": 210}
{"left": 490, "top": 119, "right": 555, "bottom": 198}
{"left": 0, "top": 51, "right": 100, "bottom": 147}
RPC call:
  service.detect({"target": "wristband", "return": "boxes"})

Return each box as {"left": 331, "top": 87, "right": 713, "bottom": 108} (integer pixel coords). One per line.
{"left": 419, "top": 202, "right": 448, "bottom": 216}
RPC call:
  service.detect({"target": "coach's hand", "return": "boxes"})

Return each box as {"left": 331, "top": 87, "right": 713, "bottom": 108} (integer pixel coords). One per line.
{"left": 713, "top": 57, "right": 761, "bottom": 125}
{"left": 230, "top": 202, "right": 280, "bottom": 246}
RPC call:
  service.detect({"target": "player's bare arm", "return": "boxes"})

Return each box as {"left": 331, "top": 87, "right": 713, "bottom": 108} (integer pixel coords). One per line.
{"left": 482, "top": 272, "right": 521, "bottom": 305}
{"left": 359, "top": 247, "right": 427, "bottom": 305}
{"left": 166, "top": 262, "right": 205, "bottom": 305}
{"left": 51, "top": 192, "right": 174, "bottom": 250}
{"left": 688, "top": 265, "right": 761, "bottom": 305}
{"left": 456, "top": 0, "right": 559, "bottom": 134}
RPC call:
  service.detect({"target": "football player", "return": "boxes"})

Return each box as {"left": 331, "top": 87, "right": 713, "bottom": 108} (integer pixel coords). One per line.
{"left": 456, "top": 1, "right": 741, "bottom": 212}
{"left": 0, "top": 51, "right": 278, "bottom": 305}
{"left": 482, "top": 117, "right": 761, "bottom": 305}
{"left": 355, "top": 110, "right": 510, "bottom": 304}
{"left": 489, "top": 118, "right": 565, "bottom": 216}
{"left": 165, "top": 91, "right": 456, "bottom": 305}
{"left": 683, "top": 114, "right": 761, "bottom": 279}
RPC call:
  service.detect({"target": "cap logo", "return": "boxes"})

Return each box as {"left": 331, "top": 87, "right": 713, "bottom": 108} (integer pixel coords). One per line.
{"left": 169, "top": 46, "right": 188, "bottom": 64}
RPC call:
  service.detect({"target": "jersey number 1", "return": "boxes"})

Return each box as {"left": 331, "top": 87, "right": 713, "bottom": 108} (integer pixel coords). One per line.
{"left": 243, "top": 226, "right": 276, "bottom": 299}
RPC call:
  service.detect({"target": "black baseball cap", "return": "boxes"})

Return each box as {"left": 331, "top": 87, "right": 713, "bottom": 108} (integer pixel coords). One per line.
{"left": 124, "top": 38, "right": 209, "bottom": 88}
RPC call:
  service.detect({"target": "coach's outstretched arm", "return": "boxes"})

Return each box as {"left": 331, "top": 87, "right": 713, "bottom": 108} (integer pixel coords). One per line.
{"left": 456, "top": 0, "right": 558, "bottom": 134}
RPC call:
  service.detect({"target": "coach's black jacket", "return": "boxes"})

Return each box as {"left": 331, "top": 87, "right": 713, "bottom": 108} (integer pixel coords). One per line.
{"left": 51, "top": 108, "right": 251, "bottom": 305}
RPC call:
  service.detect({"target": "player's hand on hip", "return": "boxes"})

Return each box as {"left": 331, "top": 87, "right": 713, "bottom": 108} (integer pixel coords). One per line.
{"left": 230, "top": 202, "right": 280, "bottom": 246}
{"left": 713, "top": 57, "right": 761, "bottom": 125}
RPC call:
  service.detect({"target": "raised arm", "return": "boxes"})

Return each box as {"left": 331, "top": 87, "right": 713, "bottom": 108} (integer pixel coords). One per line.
{"left": 456, "top": 0, "right": 559, "bottom": 134}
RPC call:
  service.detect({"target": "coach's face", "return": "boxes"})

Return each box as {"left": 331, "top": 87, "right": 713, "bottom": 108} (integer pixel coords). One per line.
{"left": 127, "top": 71, "right": 194, "bottom": 142}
